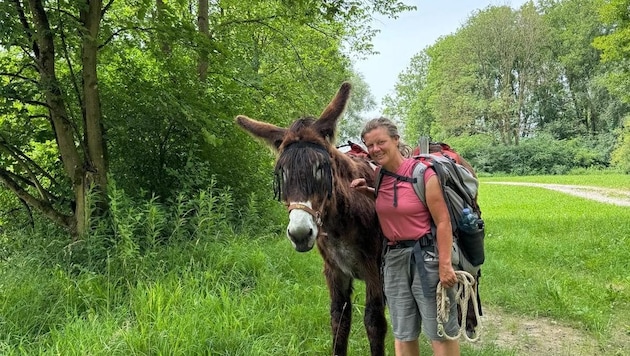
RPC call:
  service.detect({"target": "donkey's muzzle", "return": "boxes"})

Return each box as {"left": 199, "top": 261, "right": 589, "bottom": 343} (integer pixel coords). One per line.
{"left": 287, "top": 227, "right": 316, "bottom": 252}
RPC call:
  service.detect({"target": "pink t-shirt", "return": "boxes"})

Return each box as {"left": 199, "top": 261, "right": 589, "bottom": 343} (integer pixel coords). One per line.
{"left": 375, "top": 158, "right": 436, "bottom": 242}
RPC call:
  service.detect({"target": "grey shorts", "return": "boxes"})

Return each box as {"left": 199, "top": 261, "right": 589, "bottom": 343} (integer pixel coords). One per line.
{"left": 383, "top": 246, "right": 459, "bottom": 341}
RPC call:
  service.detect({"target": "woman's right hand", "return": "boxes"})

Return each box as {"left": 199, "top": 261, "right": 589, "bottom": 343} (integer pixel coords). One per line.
{"left": 350, "top": 178, "right": 367, "bottom": 189}
{"left": 350, "top": 178, "right": 375, "bottom": 197}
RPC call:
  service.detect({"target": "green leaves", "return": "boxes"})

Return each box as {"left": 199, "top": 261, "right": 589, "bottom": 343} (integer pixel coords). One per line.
{"left": 0, "top": 0, "right": 416, "bottom": 235}
{"left": 338, "top": 71, "right": 376, "bottom": 143}
{"left": 593, "top": 0, "right": 630, "bottom": 63}
{"left": 593, "top": 0, "right": 630, "bottom": 104}
{"left": 384, "top": 0, "right": 628, "bottom": 149}
{"left": 611, "top": 116, "right": 630, "bottom": 173}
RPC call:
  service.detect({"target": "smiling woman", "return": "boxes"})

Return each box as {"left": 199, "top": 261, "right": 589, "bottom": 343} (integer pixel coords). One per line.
{"left": 351, "top": 117, "right": 466, "bottom": 356}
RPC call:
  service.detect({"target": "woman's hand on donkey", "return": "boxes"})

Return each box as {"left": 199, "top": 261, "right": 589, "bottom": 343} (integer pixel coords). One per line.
{"left": 351, "top": 178, "right": 376, "bottom": 198}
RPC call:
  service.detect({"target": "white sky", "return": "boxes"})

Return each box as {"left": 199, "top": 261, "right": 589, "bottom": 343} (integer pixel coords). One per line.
{"left": 352, "top": 0, "right": 530, "bottom": 118}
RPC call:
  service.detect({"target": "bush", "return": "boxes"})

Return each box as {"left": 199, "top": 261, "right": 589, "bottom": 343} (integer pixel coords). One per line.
{"left": 611, "top": 117, "right": 630, "bottom": 173}
{"left": 0, "top": 174, "right": 285, "bottom": 285}
{"left": 443, "top": 133, "right": 617, "bottom": 175}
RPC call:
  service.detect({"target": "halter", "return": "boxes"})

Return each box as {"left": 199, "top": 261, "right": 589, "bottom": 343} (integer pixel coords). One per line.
{"left": 286, "top": 200, "right": 329, "bottom": 238}
{"left": 287, "top": 202, "right": 323, "bottom": 226}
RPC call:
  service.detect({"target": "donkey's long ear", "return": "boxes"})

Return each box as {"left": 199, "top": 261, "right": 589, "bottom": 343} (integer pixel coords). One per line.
{"left": 314, "top": 82, "right": 352, "bottom": 143}
{"left": 235, "top": 115, "right": 287, "bottom": 151}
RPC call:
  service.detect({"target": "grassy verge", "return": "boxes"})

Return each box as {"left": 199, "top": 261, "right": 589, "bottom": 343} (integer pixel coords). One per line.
{"left": 0, "top": 174, "right": 628, "bottom": 355}
{"left": 0, "top": 236, "right": 339, "bottom": 355}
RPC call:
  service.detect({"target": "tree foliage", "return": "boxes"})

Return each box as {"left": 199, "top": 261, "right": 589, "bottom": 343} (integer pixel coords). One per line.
{"left": 337, "top": 71, "right": 377, "bottom": 143}
{"left": 0, "top": 0, "right": 415, "bottom": 237}
{"left": 611, "top": 116, "right": 630, "bottom": 173}
{"left": 383, "top": 50, "right": 432, "bottom": 144}
{"left": 593, "top": 0, "right": 630, "bottom": 104}
{"left": 384, "top": 0, "right": 628, "bottom": 159}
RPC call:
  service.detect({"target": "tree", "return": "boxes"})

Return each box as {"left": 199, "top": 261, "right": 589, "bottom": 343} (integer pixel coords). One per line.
{"left": 0, "top": 0, "right": 109, "bottom": 237}
{"left": 541, "top": 0, "right": 612, "bottom": 135}
{"left": 392, "top": 4, "right": 552, "bottom": 145}
{"left": 611, "top": 116, "right": 630, "bottom": 172}
{"left": 197, "top": 0, "right": 210, "bottom": 81}
{"left": 593, "top": 0, "right": 630, "bottom": 104}
{"left": 455, "top": 4, "right": 551, "bottom": 145}
{"left": 383, "top": 50, "right": 433, "bottom": 144}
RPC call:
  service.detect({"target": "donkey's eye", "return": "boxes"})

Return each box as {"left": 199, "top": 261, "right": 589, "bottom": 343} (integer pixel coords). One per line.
{"left": 313, "top": 163, "right": 323, "bottom": 180}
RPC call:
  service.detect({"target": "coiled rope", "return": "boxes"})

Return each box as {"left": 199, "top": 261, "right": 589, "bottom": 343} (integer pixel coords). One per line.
{"left": 436, "top": 270, "right": 482, "bottom": 342}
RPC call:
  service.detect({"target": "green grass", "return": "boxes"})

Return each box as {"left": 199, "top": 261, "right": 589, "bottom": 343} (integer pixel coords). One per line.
{"left": 477, "top": 181, "right": 630, "bottom": 352}
{"left": 0, "top": 237, "right": 339, "bottom": 355}
{"left": 0, "top": 174, "right": 629, "bottom": 355}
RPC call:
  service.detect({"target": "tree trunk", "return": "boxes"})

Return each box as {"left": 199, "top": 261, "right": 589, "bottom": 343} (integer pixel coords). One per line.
{"left": 156, "top": 0, "right": 172, "bottom": 54}
{"left": 197, "top": 0, "right": 209, "bottom": 81}
{"left": 16, "top": 0, "right": 109, "bottom": 238}
{"left": 80, "top": 0, "right": 109, "bottom": 236}
{"left": 27, "top": 0, "right": 83, "bottom": 235}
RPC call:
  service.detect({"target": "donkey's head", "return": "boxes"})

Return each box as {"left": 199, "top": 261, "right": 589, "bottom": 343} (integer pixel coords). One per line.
{"left": 235, "top": 82, "right": 351, "bottom": 252}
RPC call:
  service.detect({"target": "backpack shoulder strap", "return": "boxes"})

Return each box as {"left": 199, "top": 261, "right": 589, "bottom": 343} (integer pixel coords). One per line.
{"left": 374, "top": 166, "right": 383, "bottom": 197}
{"left": 410, "top": 159, "right": 430, "bottom": 206}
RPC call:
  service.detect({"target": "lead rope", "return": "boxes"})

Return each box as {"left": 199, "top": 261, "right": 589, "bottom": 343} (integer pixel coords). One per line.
{"left": 436, "top": 270, "right": 482, "bottom": 342}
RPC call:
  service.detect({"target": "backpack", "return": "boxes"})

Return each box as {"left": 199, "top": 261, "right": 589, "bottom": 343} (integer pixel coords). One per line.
{"left": 374, "top": 154, "right": 485, "bottom": 272}
{"left": 412, "top": 142, "right": 461, "bottom": 163}
{"left": 413, "top": 141, "right": 478, "bottom": 178}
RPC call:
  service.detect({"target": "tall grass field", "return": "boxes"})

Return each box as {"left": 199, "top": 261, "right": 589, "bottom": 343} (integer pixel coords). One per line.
{"left": 0, "top": 174, "right": 628, "bottom": 355}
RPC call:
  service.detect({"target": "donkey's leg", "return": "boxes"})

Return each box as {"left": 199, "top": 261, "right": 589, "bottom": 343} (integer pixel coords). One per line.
{"left": 363, "top": 266, "right": 387, "bottom": 356}
{"left": 324, "top": 265, "right": 353, "bottom": 356}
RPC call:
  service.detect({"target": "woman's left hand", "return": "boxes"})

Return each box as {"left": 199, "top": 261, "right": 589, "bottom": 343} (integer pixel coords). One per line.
{"left": 438, "top": 263, "right": 458, "bottom": 288}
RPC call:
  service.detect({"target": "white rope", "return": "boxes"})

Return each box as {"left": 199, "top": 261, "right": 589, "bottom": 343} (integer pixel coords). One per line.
{"left": 436, "top": 270, "right": 482, "bottom": 342}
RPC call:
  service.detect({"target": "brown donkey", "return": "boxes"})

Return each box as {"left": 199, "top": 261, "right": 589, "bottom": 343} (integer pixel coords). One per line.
{"left": 235, "top": 82, "right": 386, "bottom": 356}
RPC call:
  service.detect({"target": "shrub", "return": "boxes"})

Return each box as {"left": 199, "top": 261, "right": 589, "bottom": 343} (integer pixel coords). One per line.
{"left": 611, "top": 117, "right": 630, "bottom": 173}
{"left": 446, "top": 132, "right": 618, "bottom": 175}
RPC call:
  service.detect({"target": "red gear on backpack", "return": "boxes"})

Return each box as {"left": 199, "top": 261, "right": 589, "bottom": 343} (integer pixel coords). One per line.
{"left": 412, "top": 142, "right": 462, "bottom": 164}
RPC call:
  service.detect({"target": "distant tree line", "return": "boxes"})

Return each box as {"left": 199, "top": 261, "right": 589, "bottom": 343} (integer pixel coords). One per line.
{"left": 383, "top": 0, "right": 630, "bottom": 175}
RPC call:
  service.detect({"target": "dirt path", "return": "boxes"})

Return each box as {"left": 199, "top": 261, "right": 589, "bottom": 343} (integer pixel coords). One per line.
{"left": 484, "top": 181, "right": 630, "bottom": 206}
{"left": 471, "top": 182, "right": 629, "bottom": 355}
{"left": 474, "top": 306, "right": 601, "bottom": 355}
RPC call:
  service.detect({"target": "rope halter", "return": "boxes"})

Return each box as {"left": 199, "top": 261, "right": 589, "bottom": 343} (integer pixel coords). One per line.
{"left": 287, "top": 203, "right": 323, "bottom": 226}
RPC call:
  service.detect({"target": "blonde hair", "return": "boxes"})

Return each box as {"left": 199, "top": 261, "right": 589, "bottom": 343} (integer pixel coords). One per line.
{"left": 361, "top": 117, "right": 412, "bottom": 157}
